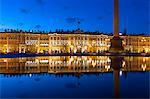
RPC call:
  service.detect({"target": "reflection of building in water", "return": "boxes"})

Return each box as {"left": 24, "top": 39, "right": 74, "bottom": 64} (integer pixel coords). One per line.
{"left": 0, "top": 31, "right": 150, "bottom": 54}
{"left": 0, "top": 56, "right": 149, "bottom": 74}
{"left": 0, "top": 56, "right": 111, "bottom": 74}
{"left": 123, "top": 57, "right": 150, "bottom": 72}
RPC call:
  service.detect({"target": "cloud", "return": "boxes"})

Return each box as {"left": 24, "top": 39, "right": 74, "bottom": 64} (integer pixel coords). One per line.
{"left": 97, "top": 16, "right": 104, "bottom": 20}
{"left": 129, "top": 0, "right": 147, "bottom": 11}
{"left": 19, "top": 8, "right": 30, "bottom": 14}
{"left": 0, "top": 24, "right": 16, "bottom": 31}
{"left": 2, "top": 17, "right": 16, "bottom": 22}
{"left": 65, "top": 17, "right": 84, "bottom": 24}
{"left": 63, "top": 6, "right": 70, "bottom": 10}
{"left": 35, "top": 0, "right": 45, "bottom": 6}
{"left": 65, "top": 18, "right": 77, "bottom": 24}
{"left": 0, "top": 24, "right": 12, "bottom": 29}
{"left": 18, "top": 22, "right": 24, "bottom": 26}
{"left": 131, "top": 0, "right": 138, "bottom": 5}
{"left": 35, "top": 25, "right": 41, "bottom": 28}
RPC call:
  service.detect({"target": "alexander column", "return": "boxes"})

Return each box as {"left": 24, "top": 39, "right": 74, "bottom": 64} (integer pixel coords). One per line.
{"left": 109, "top": 0, "right": 124, "bottom": 53}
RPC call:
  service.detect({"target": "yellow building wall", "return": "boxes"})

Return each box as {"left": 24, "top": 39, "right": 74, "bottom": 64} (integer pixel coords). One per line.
{"left": 0, "top": 32, "right": 150, "bottom": 54}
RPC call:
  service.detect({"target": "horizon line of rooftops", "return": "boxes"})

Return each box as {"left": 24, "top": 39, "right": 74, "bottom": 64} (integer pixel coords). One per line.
{"left": 0, "top": 28, "right": 149, "bottom": 36}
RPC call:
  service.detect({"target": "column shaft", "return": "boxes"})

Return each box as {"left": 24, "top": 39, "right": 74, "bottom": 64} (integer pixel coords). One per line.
{"left": 114, "top": 0, "right": 119, "bottom": 37}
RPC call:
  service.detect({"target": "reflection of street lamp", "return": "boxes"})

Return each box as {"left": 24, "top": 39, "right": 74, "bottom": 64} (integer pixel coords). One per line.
{"left": 4, "top": 59, "right": 7, "bottom": 62}
{"left": 141, "top": 64, "right": 146, "bottom": 71}
{"left": 92, "top": 61, "right": 96, "bottom": 67}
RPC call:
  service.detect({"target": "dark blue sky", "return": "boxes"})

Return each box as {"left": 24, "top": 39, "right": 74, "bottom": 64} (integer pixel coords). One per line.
{"left": 0, "top": 0, "right": 149, "bottom": 34}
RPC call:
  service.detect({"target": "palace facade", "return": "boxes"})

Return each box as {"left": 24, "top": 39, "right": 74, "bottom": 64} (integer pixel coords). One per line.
{"left": 0, "top": 29, "right": 150, "bottom": 54}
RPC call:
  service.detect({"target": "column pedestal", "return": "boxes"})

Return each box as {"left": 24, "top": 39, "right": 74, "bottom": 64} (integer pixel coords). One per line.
{"left": 109, "top": 36, "right": 124, "bottom": 53}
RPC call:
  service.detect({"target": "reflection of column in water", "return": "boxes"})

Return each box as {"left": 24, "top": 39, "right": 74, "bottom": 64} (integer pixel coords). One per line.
{"left": 110, "top": 56, "right": 123, "bottom": 98}
{"left": 114, "top": 69, "right": 120, "bottom": 98}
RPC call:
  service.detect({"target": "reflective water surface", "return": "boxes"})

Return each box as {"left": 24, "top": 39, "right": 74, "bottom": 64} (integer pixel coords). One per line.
{"left": 0, "top": 56, "right": 149, "bottom": 98}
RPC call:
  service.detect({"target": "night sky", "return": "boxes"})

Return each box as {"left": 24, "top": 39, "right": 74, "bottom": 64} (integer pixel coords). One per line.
{"left": 0, "top": 0, "right": 149, "bottom": 34}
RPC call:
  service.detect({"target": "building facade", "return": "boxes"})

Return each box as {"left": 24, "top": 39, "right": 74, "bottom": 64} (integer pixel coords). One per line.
{"left": 0, "top": 30, "right": 150, "bottom": 54}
